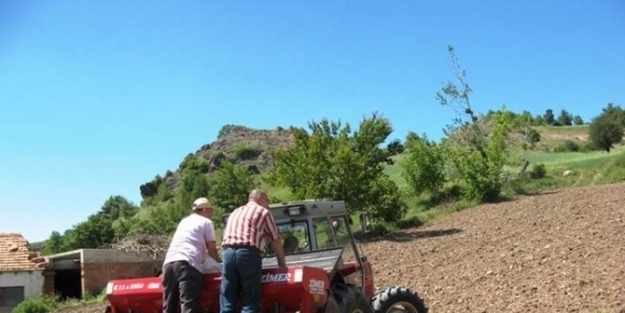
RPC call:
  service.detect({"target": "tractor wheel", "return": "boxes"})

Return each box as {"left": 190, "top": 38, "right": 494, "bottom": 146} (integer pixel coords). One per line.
{"left": 331, "top": 283, "right": 373, "bottom": 313}
{"left": 371, "top": 286, "right": 428, "bottom": 313}
{"left": 104, "top": 305, "right": 111, "bottom": 313}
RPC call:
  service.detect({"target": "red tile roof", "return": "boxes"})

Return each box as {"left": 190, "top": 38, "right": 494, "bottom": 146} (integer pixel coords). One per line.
{"left": 0, "top": 233, "right": 46, "bottom": 272}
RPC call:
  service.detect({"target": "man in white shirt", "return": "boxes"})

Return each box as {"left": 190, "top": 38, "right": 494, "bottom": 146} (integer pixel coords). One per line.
{"left": 162, "top": 197, "right": 219, "bottom": 313}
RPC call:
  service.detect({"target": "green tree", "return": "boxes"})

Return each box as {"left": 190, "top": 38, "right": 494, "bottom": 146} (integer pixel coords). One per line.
{"left": 180, "top": 154, "right": 209, "bottom": 173}
{"left": 436, "top": 46, "right": 511, "bottom": 202}
{"left": 99, "top": 195, "right": 139, "bottom": 220}
{"left": 267, "top": 112, "right": 404, "bottom": 221}
{"left": 588, "top": 109, "right": 624, "bottom": 153}
{"left": 63, "top": 214, "right": 116, "bottom": 249}
{"left": 544, "top": 109, "right": 555, "bottom": 125}
{"left": 573, "top": 115, "right": 584, "bottom": 125}
{"left": 601, "top": 103, "right": 625, "bottom": 126}
{"left": 557, "top": 109, "right": 573, "bottom": 126}
{"left": 386, "top": 139, "right": 405, "bottom": 156}
{"left": 367, "top": 175, "right": 407, "bottom": 223}
{"left": 42, "top": 231, "right": 66, "bottom": 255}
{"left": 400, "top": 132, "right": 446, "bottom": 197}
{"left": 533, "top": 114, "right": 546, "bottom": 126}
{"left": 208, "top": 160, "right": 255, "bottom": 211}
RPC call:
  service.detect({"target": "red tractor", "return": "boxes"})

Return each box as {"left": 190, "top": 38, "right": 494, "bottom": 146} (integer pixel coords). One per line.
{"left": 105, "top": 200, "right": 428, "bottom": 313}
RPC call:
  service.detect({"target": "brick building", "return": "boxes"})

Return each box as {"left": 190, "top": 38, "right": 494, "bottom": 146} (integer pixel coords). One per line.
{"left": 0, "top": 233, "right": 48, "bottom": 313}
{"left": 44, "top": 248, "right": 165, "bottom": 299}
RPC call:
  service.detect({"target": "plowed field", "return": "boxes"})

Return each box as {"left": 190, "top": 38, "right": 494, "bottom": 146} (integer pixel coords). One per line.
{"left": 366, "top": 182, "right": 625, "bottom": 313}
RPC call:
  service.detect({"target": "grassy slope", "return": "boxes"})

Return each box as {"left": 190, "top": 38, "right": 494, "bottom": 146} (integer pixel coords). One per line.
{"left": 259, "top": 124, "right": 625, "bottom": 229}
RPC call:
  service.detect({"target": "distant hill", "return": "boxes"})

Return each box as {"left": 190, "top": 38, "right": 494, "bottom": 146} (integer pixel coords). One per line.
{"left": 139, "top": 125, "right": 297, "bottom": 198}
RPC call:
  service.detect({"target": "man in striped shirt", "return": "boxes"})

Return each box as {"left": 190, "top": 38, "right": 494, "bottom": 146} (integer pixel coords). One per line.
{"left": 219, "top": 189, "right": 286, "bottom": 313}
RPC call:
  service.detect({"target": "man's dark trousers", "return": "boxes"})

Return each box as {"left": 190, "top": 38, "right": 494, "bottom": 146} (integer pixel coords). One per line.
{"left": 162, "top": 260, "right": 202, "bottom": 313}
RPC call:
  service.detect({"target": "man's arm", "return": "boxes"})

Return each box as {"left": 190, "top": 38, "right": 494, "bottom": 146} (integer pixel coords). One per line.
{"left": 263, "top": 212, "right": 286, "bottom": 268}
{"left": 204, "top": 221, "right": 219, "bottom": 261}
{"left": 206, "top": 240, "right": 219, "bottom": 261}
{"left": 270, "top": 238, "right": 286, "bottom": 268}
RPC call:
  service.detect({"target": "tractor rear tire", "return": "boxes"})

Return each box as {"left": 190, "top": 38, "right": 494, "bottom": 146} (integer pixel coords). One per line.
{"left": 331, "top": 283, "right": 373, "bottom": 313}
{"left": 371, "top": 286, "right": 428, "bottom": 313}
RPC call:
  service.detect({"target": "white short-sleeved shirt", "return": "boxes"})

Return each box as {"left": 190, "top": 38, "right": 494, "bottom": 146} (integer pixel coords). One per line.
{"left": 163, "top": 213, "right": 216, "bottom": 273}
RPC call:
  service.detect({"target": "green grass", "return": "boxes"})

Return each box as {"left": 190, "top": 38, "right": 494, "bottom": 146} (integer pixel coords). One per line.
{"left": 536, "top": 124, "right": 589, "bottom": 133}
{"left": 13, "top": 290, "right": 107, "bottom": 313}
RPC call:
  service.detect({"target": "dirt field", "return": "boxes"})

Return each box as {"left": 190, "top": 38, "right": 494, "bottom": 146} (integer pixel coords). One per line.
{"left": 59, "top": 182, "right": 625, "bottom": 313}
{"left": 366, "top": 182, "right": 625, "bottom": 313}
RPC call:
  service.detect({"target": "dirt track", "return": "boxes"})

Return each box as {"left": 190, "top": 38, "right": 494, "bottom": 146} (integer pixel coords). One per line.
{"left": 366, "top": 182, "right": 625, "bottom": 313}
{"left": 59, "top": 183, "right": 625, "bottom": 313}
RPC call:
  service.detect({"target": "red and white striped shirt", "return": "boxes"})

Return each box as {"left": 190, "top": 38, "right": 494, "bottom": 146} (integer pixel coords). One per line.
{"left": 221, "top": 201, "right": 280, "bottom": 252}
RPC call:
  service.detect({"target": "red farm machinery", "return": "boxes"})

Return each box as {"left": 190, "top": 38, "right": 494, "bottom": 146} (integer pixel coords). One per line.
{"left": 105, "top": 200, "right": 428, "bottom": 313}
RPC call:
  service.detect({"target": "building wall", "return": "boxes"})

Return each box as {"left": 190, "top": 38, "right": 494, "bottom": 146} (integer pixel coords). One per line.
{"left": 0, "top": 271, "right": 45, "bottom": 313}
{"left": 82, "top": 261, "right": 162, "bottom": 295}
{"left": 80, "top": 249, "right": 165, "bottom": 295}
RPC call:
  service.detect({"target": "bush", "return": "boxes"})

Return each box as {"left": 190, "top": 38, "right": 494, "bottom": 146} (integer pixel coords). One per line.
{"left": 554, "top": 140, "right": 580, "bottom": 152}
{"left": 234, "top": 145, "right": 259, "bottom": 160}
{"left": 579, "top": 141, "right": 599, "bottom": 152}
{"left": 13, "top": 295, "right": 59, "bottom": 313}
{"left": 529, "top": 163, "right": 547, "bottom": 179}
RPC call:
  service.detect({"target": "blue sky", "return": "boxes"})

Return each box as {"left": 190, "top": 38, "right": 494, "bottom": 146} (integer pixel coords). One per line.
{"left": 1, "top": 0, "right": 624, "bottom": 243}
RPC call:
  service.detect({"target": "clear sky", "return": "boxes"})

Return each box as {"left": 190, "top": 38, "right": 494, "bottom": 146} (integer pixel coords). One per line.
{"left": 1, "top": 0, "right": 624, "bottom": 243}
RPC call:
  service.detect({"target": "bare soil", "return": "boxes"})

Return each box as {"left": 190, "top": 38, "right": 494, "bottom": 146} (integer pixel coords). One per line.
{"left": 59, "top": 183, "right": 625, "bottom": 313}
{"left": 366, "top": 182, "right": 625, "bottom": 313}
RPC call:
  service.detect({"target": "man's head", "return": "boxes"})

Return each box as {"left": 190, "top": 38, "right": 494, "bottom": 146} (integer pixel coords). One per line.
{"left": 192, "top": 197, "right": 214, "bottom": 219}
{"left": 283, "top": 235, "right": 299, "bottom": 254}
{"left": 248, "top": 189, "right": 270, "bottom": 208}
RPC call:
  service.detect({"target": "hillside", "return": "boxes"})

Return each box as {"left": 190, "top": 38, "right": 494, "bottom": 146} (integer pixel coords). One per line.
{"left": 140, "top": 125, "right": 296, "bottom": 196}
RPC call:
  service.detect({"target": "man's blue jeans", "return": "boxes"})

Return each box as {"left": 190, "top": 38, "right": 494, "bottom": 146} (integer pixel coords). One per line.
{"left": 220, "top": 246, "right": 262, "bottom": 313}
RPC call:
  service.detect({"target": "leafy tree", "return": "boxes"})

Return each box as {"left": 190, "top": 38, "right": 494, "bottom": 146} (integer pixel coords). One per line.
{"left": 557, "top": 109, "right": 573, "bottom": 126}
{"left": 386, "top": 139, "right": 405, "bottom": 156}
{"left": 588, "top": 109, "right": 624, "bottom": 153}
{"left": 601, "top": 103, "right": 625, "bottom": 126}
{"left": 155, "top": 183, "right": 175, "bottom": 202}
{"left": 436, "top": 46, "right": 511, "bottom": 202}
{"left": 533, "top": 114, "right": 546, "bottom": 126}
{"left": 99, "top": 195, "right": 139, "bottom": 220}
{"left": 42, "top": 231, "right": 66, "bottom": 255}
{"left": 179, "top": 171, "right": 211, "bottom": 212}
{"left": 543, "top": 109, "right": 555, "bottom": 125}
{"left": 367, "top": 175, "right": 407, "bottom": 223}
{"left": 208, "top": 160, "right": 255, "bottom": 211}
{"left": 527, "top": 128, "right": 541, "bottom": 147}
{"left": 180, "top": 154, "right": 209, "bottom": 173}
{"left": 573, "top": 115, "right": 584, "bottom": 125}
{"left": 267, "top": 112, "right": 404, "bottom": 221}
{"left": 400, "top": 132, "right": 446, "bottom": 197}
{"left": 63, "top": 214, "right": 115, "bottom": 249}
{"left": 129, "top": 207, "right": 178, "bottom": 236}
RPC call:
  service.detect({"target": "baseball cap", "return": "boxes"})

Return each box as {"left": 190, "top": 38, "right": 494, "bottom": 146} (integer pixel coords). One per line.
{"left": 192, "top": 197, "right": 212, "bottom": 210}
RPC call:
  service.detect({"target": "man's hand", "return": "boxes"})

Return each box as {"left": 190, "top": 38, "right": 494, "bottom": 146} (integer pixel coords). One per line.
{"left": 271, "top": 238, "right": 287, "bottom": 268}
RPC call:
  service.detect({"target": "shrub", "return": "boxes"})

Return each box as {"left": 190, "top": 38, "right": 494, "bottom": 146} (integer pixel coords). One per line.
{"left": 579, "top": 141, "right": 599, "bottom": 152}
{"left": 529, "top": 163, "right": 547, "bottom": 179}
{"left": 554, "top": 140, "right": 580, "bottom": 152}
{"left": 13, "top": 295, "right": 59, "bottom": 313}
{"left": 234, "top": 145, "right": 259, "bottom": 160}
